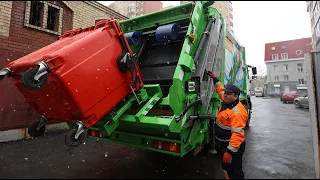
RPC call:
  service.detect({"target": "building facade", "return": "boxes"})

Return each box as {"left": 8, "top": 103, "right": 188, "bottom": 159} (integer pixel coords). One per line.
{"left": 0, "top": 1, "right": 127, "bottom": 131}
{"left": 250, "top": 75, "right": 267, "bottom": 95}
{"left": 211, "top": 1, "right": 233, "bottom": 32}
{"left": 307, "top": 1, "right": 320, "bottom": 51}
{"left": 180, "top": 1, "right": 233, "bottom": 32}
{"left": 264, "top": 38, "right": 312, "bottom": 94}
{"left": 109, "top": 1, "right": 163, "bottom": 18}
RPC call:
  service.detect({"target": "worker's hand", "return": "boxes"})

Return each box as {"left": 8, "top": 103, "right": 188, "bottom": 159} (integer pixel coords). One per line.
{"left": 223, "top": 151, "right": 232, "bottom": 164}
{"left": 206, "top": 70, "right": 216, "bottom": 79}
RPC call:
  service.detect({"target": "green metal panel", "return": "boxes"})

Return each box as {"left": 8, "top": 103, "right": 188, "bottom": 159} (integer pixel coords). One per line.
{"left": 120, "top": 2, "right": 193, "bottom": 33}
{"left": 169, "top": 1, "right": 211, "bottom": 116}
{"left": 242, "top": 47, "right": 248, "bottom": 97}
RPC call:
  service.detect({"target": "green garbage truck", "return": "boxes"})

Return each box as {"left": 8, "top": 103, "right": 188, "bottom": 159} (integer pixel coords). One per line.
{"left": 73, "top": 1, "right": 256, "bottom": 157}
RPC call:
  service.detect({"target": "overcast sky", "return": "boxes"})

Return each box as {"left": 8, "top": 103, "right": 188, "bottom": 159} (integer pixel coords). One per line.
{"left": 99, "top": 1, "right": 312, "bottom": 75}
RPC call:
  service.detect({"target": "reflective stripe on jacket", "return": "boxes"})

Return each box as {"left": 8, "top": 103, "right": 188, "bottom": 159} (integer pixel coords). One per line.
{"left": 214, "top": 82, "right": 248, "bottom": 153}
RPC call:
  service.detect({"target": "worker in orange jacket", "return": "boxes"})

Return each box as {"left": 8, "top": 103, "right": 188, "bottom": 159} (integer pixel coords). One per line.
{"left": 206, "top": 70, "right": 248, "bottom": 179}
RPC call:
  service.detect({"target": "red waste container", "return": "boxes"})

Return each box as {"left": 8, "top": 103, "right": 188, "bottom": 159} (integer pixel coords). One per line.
{"left": 1, "top": 18, "right": 143, "bottom": 128}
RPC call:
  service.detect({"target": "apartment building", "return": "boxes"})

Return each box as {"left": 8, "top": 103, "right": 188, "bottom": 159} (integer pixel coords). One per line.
{"left": 180, "top": 1, "right": 233, "bottom": 32}
{"left": 264, "top": 38, "right": 312, "bottom": 94}
{"left": 109, "top": 1, "right": 163, "bottom": 18}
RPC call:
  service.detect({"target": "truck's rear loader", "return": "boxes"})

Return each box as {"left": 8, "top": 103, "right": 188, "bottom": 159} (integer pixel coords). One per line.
{"left": 0, "top": 1, "right": 254, "bottom": 157}
{"left": 86, "top": 1, "right": 253, "bottom": 157}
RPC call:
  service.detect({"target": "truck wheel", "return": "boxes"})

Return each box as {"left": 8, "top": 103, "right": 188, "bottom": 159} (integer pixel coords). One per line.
{"left": 65, "top": 128, "right": 84, "bottom": 148}
{"left": 245, "top": 99, "right": 252, "bottom": 127}
{"left": 246, "top": 109, "right": 251, "bottom": 128}
{"left": 28, "top": 121, "right": 46, "bottom": 137}
{"left": 22, "top": 68, "right": 48, "bottom": 90}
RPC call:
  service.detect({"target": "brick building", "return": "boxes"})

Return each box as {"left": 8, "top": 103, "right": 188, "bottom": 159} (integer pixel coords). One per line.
{"left": 180, "top": 1, "right": 234, "bottom": 32}
{"left": 0, "top": 1, "right": 127, "bottom": 137}
{"left": 108, "top": 1, "right": 163, "bottom": 18}
{"left": 264, "top": 38, "right": 312, "bottom": 94}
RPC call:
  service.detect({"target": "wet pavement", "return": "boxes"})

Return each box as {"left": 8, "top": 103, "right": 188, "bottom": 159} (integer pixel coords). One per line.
{"left": 0, "top": 96, "right": 315, "bottom": 179}
{"left": 244, "top": 96, "right": 315, "bottom": 179}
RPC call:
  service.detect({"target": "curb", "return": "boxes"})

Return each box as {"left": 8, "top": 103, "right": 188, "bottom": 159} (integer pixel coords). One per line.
{"left": 0, "top": 122, "right": 69, "bottom": 143}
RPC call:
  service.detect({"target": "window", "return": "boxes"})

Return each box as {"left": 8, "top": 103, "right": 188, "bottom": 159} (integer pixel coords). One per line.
{"left": 281, "top": 53, "right": 288, "bottom": 59}
{"left": 297, "top": 63, "right": 303, "bottom": 72}
{"left": 140, "top": 8, "right": 143, "bottom": 12}
{"left": 24, "top": 1, "right": 63, "bottom": 35}
{"left": 274, "top": 65, "right": 279, "bottom": 71}
{"left": 282, "top": 45, "right": 286, "bottom": 49}
{"left": 226, "top": 16, "right": 228, "bottom": 20}
{"left": 284, "top": 75, "right": 289, "bottom": 81}
{"left": 275, "top": 76, "right": 279, "bottom": 82}
{"left": 29, "top": 1, "right": 44, "bottom": 27}
{"left": 272, "top": 54, "right": 278, "bottom": 60}
{"left": 296, "top": 50, "right": 302, "bottom": 55}
{"left": 306, "top": 42, "right": 312, "bottom": 46}
{"left": 271, "top": 46, "right": 276, "bottom": 50}
{"left": 299, "top": 79, "right": 304, "bottom": 84}
{"left": 283, "top": 64, "right": 288, "bottom": 71}
{"left": 47, "top": 6, "right": 59, "bottom": 31}
{"left": 129, "top": 2, "right": 136, "bottom": 7}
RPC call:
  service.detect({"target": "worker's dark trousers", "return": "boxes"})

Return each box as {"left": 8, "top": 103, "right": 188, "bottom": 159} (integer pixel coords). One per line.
{"left": 216, "top": 141, "right": 245, "bottom": 179}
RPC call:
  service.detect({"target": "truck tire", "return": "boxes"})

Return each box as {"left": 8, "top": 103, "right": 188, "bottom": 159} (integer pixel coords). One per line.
{"left": 245, "top": 97, "right": 252, "bottom": 128}
{"left": 246, "top": 108, "right": 251, "bottom": 128}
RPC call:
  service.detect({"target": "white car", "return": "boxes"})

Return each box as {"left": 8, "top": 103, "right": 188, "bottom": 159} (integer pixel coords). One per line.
{"left": 293, "top": 94, "right": 309, "bottom": 109}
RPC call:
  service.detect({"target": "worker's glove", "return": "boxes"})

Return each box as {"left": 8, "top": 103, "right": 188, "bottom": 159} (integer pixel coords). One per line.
{"left": 222, "top": 151, "right": 233, "bottom": 171}
{"left": 206, "top": 70, "right": 219, "bottom": 85}
{"left": 206, "top": 70, "right": 216, "bottom": 78}
{"left": 223, "top": 151, "right": 232, "bottom": 164}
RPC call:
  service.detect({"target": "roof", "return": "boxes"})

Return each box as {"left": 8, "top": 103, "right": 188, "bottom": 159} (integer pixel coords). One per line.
{"left": 264, "top": 37, "right": 312, "bottom": 62}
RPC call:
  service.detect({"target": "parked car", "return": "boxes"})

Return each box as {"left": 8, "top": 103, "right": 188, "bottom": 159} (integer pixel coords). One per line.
{"left": 282, "top": 92, "right": 300, "bottom": 103}
{"left": 280, "top": 92, "right": 284, "bottom": 101}
{"left": 269, "top": 91, "right": 280, "bottom": 98}
{"left": 294, "top": 94, "right": 309, "bottom": 109}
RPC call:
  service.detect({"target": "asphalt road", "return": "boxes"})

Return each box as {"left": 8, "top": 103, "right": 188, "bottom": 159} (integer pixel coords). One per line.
{"left": 0, "top": 96, "right": 315, "bottom": 179}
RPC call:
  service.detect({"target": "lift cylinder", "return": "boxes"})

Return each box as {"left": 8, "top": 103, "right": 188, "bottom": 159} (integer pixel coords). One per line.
{"left": 155, "top": 23, "right": 180, "bottom": 43}
{"left": 124, "top": 30, "right": 143, "bottom": 46}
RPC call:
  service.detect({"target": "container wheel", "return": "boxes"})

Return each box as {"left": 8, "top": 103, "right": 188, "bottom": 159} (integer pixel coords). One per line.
{"left": 22, "top": 68, "right": 48, "bottom": 90}
{"left": 28, "top": 121, "right": 46, "bottom": 137}
{"left": 65, "top": 128, "right": 84, "bottom": 148}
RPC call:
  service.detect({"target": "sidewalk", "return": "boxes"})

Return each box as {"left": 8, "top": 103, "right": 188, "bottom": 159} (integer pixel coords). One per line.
{"left": 0, "top": 122, "right": 69, "bottom": 143}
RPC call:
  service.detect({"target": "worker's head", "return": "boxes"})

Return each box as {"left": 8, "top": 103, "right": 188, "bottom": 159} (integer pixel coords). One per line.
{"left": 223, "top": 84, "right": 240, "bottom": 103}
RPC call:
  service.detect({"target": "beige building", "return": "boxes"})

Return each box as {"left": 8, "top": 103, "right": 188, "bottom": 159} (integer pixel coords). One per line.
{"left": 63, "top": 1, "right": 128, "bottom": 29}
{"left": 307, "top": 1, "right": 320, "bottom": 51}
{"left": 109, "top": 1, "right": 162, "bottom": 18}
{"left": 180, "top": 1, "right": 234, "bottom": 32}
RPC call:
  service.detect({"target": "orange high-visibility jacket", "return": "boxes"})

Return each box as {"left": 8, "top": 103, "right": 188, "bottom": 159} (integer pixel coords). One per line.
{"left": 215, "top": 82, "right": 248, "bottom": 153}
